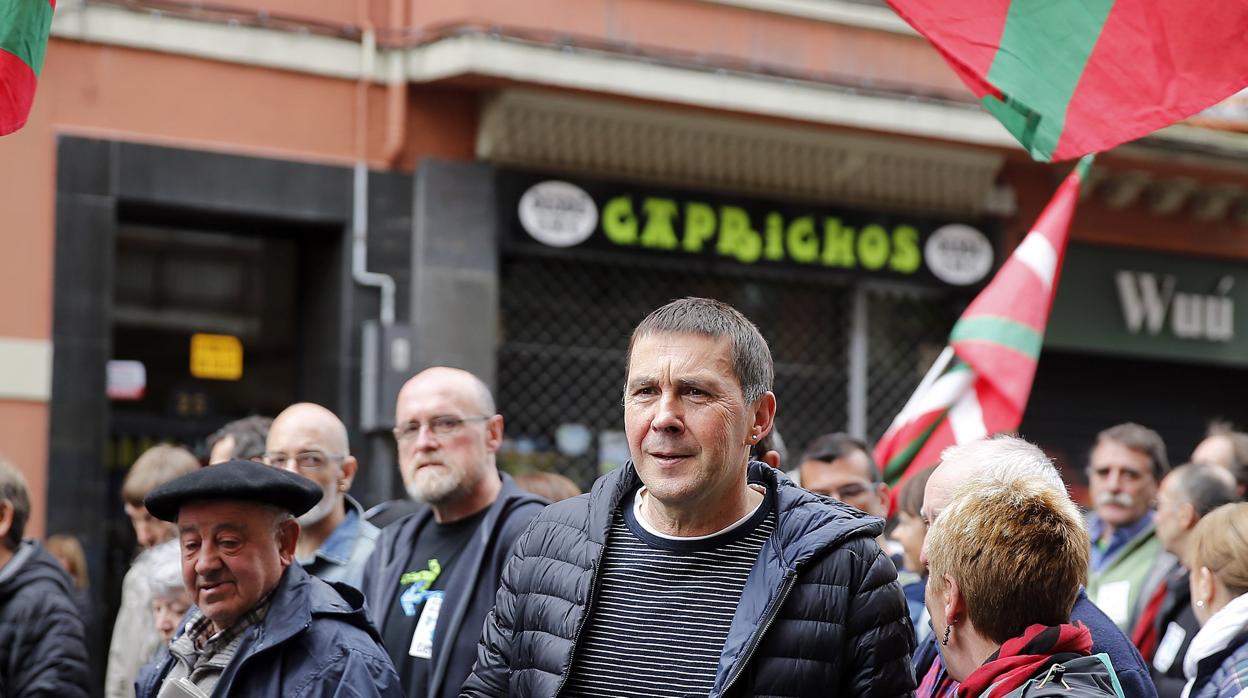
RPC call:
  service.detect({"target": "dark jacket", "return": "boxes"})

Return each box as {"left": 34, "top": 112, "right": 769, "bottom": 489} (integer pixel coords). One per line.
{"left": 978, "top": 654, "right": 1124, "bottom": 698}
{"left": 1146, "top": 567, "right": 1200, "bottom": 698}
{"left": 461, "top": 461, "right": 916, "bottom": 698}
{"left": 0, "top": 540, "right": 91, "bottom": 697}
{"left": 1189, "top": 628, "right": 1248, "bottom": 698}
{"left": 135, "top": 563, "right": 402, "bottom": 697}
{"left": 913, "top": 589, "right": 1157, "bottom": 698}
{"left": 362, "top": 473, "right": 547, "bottom": 698}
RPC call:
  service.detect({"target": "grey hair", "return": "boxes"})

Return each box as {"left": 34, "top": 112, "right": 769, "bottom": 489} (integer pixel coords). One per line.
{"left": 145, "top": 540, "right": 186, "bottom": 600}
{"left": 1172, "top": 463, "right": 1238, "bottom": 518}
{"left": 939, "top": 434, "right": 1068, "bottom": 495}
{"left": 0, "top": 457, "right": 31, "bottom": 551}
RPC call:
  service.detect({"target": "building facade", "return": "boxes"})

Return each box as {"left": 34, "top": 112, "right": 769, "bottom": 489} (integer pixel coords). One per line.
{"left": 2, "top": 0, "right": 1247, "bottom": 611}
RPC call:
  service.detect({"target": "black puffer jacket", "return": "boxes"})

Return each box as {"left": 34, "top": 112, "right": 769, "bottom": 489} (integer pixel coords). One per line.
{"left": 0, "top": 540, "right": 90, "bottom": 697}
{"left": 461, "top": 461, "right": 916, "bottom": 698}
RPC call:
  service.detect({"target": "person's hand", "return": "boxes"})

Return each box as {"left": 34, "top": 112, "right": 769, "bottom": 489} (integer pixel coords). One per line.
{"left": 760, "top": 450, "right": 782, "bottom": 469}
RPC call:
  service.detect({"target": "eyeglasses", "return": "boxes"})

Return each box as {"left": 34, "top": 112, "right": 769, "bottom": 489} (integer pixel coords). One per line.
{"left": 259, "top": 451, "right": 343, "bottom": 472}
{"left": 393, "top": 416, "right": 490, "bottom": 442}
{"left": 817, "top": 482, "right": 879, "bottom": 501}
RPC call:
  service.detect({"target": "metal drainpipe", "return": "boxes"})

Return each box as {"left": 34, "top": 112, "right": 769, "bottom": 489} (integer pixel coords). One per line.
{"left": 353, "top": 25, "right": 396, "bottom": 438}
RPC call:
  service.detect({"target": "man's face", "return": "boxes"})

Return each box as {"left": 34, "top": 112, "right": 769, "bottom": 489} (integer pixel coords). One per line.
{"left": 1088, "top": 438, "right": 1157, "bottom": 529}
{"left": 178, "top": 500, "right": 294, "bottom": 633}
{"left": 1192, "top": 435, "right": 1235, "bottom": 470}
{"left": 800, "top": 450, "right": 888, "bottom": 517}
{"left": 918, "top": 460, "right": 962, "bottom": 566}
{"left": 264, "top": 411, "right": 353, "bottom": 527}
{"left": 394, "top": 373, "right": 501, "bottom": 505}
{"left": 125, "top": 502, "right": 175, "bottom": 550}
{"left": 1153, "top": 472, "right": 1191, "bottom": 557}
{"left": 624, "top": 332, "right": 769, "bottom": 510}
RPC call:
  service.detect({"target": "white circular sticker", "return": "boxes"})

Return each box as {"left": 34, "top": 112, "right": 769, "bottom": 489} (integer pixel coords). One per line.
{"left": 924, "top": 224, "right": 994, "bottom": 286}
{"left": 518, "top": 181, "right": 599, "bottom": 248}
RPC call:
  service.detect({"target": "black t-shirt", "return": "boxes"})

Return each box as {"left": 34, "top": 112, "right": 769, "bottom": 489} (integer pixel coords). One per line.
{"left": 383, "top": 508, "right": 488, "bottom": 696}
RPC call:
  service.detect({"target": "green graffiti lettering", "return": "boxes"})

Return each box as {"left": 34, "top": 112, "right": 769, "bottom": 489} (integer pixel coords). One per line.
{"left": 640, "top": 198, "right": 679, "bottom": 250}
{"left": 890, "top": 225, "right": 921, "bottom": 274}
{"left": 858, "top": 224, "right": 890, "bottom": 270}
{"left": 717, "top": 206, "right": 762, "bottom": 264}
{"left": 764, "top": 212, "right": 786, "bottom": 261}
{"left": 602, "top": 196, "right": 638, "bottom": 245}
{"left": 683, "top": 202, "right": 717, "bottom": 252}
{"left": 821, "top": 219, "right": 855, "bottom": 267}
{"left": 786, "top": 216, "right": 818, "bottom": 263}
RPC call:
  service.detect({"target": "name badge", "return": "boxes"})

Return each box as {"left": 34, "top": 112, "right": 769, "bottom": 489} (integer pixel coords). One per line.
{"left": 409, "top": 591, "right": 444, "bottom": 659}
{"left": 1154, "top": 621, "right": 1187, "bottom": 673}
{"left": 1095, "top": 580, "right": 1132, "bottom": 627}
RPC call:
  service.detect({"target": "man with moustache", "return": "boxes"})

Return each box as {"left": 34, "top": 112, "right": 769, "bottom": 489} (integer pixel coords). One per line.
{"left": 263, "top": 402, "right": 379, "bottom": 590}
{"left": 462, "top": 298, "right": 914, "bottom": 698}
{"left": 362, "top": 367, "right": 545, "bottom": 698}
{"left": 135, "top": 460, "right": 401, "bottom": 697}
{"left": 1085, "top": 422, "right": 1170, "bottom": 632}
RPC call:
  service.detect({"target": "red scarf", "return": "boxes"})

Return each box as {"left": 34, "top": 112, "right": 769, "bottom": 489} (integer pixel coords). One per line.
{"left": 957, "top": 623, "right": 1094, "bottom": 698}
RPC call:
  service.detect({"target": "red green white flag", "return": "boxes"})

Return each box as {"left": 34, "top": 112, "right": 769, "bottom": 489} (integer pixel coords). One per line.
{"left": 885, "top": 0, "right": 1248, "bottom": 161}
{"left": 1, "top": 0, "right": 56, "bottom": 136}
{"left": 874, "top": 156, "right": 1092, "bottom": 489}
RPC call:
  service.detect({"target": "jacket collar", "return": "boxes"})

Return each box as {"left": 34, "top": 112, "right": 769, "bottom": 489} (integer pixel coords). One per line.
{"left": 590, "top": 460, "right": 884, "bottom": 570}
{"left": 300, "top": 495, "right": 367, "bottom": 567}
{"left": 1183, "top": 588, "right": 1248, "bottom": 681}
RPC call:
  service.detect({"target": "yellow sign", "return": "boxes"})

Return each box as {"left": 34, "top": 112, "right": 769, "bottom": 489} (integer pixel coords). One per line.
{"left": 190, "top": 334, "right": 243, "bottom": 381}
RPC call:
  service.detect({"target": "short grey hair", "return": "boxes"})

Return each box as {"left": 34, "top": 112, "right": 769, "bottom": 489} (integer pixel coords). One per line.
{"left": 1172, "top": 463, "right": 1238, "bottom": 518}
{"left": 145, "top": 541, "right": 186, "bottom": 600}
{"left": 628, "top": 297, "right": 774, "bottom": 404}
{"left": 0, "top": 457, "right": 31, "bottom": 551}
{"left": 939, "top": 434, "right": 1068, "bottom": 495}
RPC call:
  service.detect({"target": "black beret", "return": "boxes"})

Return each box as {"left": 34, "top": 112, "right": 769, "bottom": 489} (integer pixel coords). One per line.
{"left": 144, "top": 459, "right": 323, "bottom": 522}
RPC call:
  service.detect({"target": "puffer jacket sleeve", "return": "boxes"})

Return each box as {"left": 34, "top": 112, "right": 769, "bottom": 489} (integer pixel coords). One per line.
{"left": 841, "top": 536, "right": 916, "bottom": 697}
{"left": 459, "top": 525, "right": 532, "bottom": 698}
{"left": 6, "top": 583, "right": 91, "bottom": 697}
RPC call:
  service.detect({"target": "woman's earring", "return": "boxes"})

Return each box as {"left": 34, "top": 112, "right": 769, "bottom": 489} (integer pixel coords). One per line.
{"left": 942, "top": 624, "right": 952, "bottom": 646}
{"left": 1196, "top": 599, "right": 1206, "bottom": 608}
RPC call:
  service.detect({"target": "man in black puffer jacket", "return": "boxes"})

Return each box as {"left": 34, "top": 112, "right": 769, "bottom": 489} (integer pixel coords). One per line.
{"left": 0, "top": 458, "right": 90, "bottom": 697}
{"left": 461, "top": 298, "right": 915, "bottom": 698}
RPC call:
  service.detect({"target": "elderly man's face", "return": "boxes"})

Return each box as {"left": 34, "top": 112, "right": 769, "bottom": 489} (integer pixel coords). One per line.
{"left": 1088, "top": 438, "right": 1157, "bottom": 530}
{"left": 178, "top": 500, "right": 295, "bottom": 633}
{"left": 394, "top": 371, "right": 501, "bottom": 505}
{"left": 624, "top": 332, "right": 769, "bottom": 509}
{"left": 1153, "top": 471, "right": 1192, "bottom": 557}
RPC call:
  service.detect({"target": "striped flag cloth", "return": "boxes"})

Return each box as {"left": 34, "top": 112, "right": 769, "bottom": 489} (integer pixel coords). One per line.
{"left": 875, "top": 156, "right": 1092, "bottom": 488}
{"left": 1, "top": 0, "right": 56, "bottom": 136}
{"left": 885, "top": 0, "right": 1248, "bottom": 161}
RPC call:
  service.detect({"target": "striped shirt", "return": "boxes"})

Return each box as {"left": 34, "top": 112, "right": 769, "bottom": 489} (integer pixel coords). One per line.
{"left": 562, "top": 485, "right": 775, "bottom": 698}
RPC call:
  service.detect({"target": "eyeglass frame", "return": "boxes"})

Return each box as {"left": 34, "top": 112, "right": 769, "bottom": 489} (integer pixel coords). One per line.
{"left": 257, "top": 450, "right": 346, "bottom": 472}
{"left": 392, "top": 415, "right": 492, "bottom": 442}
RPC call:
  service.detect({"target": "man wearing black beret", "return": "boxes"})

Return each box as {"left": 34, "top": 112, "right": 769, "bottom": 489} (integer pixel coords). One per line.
{"left": 134, "top": 459, "right": 402, "bottom": 697}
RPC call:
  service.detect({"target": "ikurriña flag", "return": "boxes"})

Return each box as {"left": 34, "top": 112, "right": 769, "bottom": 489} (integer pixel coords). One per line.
{"left": 1, "top": 0, "right": 56, "bottom": 136}
{"left": 874, "top": 156, "right": 1092, "bottom": 492}
{"left": 885, "top": 0, "right": 1248, "bottom": 161}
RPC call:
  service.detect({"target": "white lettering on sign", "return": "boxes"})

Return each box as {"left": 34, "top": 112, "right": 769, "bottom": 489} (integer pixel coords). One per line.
{"left": 1115, "top": 271, "right": 1234, "bottom": 342}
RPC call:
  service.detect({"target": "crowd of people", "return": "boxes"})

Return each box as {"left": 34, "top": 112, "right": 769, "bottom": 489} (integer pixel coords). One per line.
{"left": 1, "top": 296, "right": 1247, "bottom": 697}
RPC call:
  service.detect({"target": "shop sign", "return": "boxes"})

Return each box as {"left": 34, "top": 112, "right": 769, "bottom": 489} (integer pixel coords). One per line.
{"left": 500, "top": 171, "right": 997, "bottom": 287}
{"left": 1046, "top": 246, "right": 1246, "bottom": 366}
{"left": 190, "top": 333, "right": 244, "bottom": 381}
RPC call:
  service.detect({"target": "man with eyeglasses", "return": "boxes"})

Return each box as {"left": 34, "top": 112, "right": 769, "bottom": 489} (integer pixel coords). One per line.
{"left": 797, "top": 433, "right": 891, "bottom": 530}
{"left": 362, "top": 367, "right": 546, "bottom": 698}
{"left": 263, "top": 403, "right": 379, "bottom": 590}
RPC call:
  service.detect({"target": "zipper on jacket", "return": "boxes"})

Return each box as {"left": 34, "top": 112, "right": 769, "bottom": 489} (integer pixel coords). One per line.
{"left": 715, "top": 570, "right": 798, "bottom": 698}
{"left": 551, "top": 539, "right": 611, "bottom": 697}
